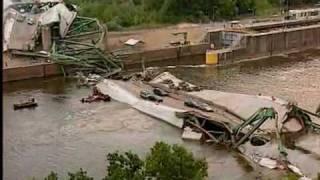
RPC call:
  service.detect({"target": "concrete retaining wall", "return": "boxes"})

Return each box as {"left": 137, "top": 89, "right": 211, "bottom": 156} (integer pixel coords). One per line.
{"left": 5, "top": 23, "right": 320, "bottom": 82}
{"left": 213, "top": 25, "right": 320, "bottom": 65}
{"left": 122, "top": 44, "right": 209, "bottom": 69}
{"left": 3, "top": 63, "right": 61, "bottom": 82}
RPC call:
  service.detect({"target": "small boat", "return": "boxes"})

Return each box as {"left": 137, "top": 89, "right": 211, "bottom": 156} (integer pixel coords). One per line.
{"left": 13, "top": 98, "right": 38, "bottom": 110}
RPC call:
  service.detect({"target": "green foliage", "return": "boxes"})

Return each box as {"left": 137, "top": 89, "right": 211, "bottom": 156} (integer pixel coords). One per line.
{"left": 104, "top": 142, "right": 208, "bottom": 180}
{"left": 253, "top": 0, "right": 274, "bottom": 16}
{"left": 145, "top": 142, "right": 208, "bottom": 180}
{"left": 236, "top": 0, "right": 255, "bottom": 14}
{"left": 68, "top": 0, "right": 320, "bottom": 29}
{"left": 68, "top": 0, "right": 292, "bottom": 30}
{"left": 105, "top": 151, "right": 145, "bottom": 180}
{"left": 68, "top": 168, "right": 93, "bottom": 180}
{"left": 44, "top": 169, "right": 93, "bottom": 180}
{"left": 217, "top": 0, "right": 237, "bottom": 18}
{"left": 281, "top": 172, "right": 300, "bottom": 180}
{"left": 44, "top": 171, "right": 58, "bottom": 180}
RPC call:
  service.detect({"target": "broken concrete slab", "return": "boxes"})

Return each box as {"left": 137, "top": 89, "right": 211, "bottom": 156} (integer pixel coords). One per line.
{"left": 95, "top": 72, "right": 320, "bottom": 178}
{"left": 39, "top": 3, "right": 77, "bottom": 37}
{"left": 150, "top": 72, "right": 316, "bottom": 133}
{"left": 3, "top": 9, "right": 17, "bottom": 52}
{"left": 8, "top": 13, "right": 41, "bottom": 51}
{"left": 124, "top": 38, "right": 144, "bottom": 46}
{"left": 96, "top": 79, "right": 185, "bottom": 128}
{"left": 182, "top": 127, "right": 202, "bottom": 140}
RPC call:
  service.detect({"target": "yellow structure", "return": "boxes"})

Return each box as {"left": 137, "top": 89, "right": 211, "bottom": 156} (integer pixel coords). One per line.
{"left": 206, "top": 50, "right": 218, "bottom": 65}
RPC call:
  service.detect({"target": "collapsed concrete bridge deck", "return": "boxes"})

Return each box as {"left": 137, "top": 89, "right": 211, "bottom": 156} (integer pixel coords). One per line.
{"left": 96, "top": 72, "right": 320, "bottom": 178}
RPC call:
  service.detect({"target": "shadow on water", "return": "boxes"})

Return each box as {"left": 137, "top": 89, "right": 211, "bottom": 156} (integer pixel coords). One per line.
{"left": 232, "top": 151, "right": 255, "bottom": 173}
{"left": 3, "top": 76, "right": 77, "bottom": 95}
{"left": 282, "top": 132, "right": 320, "bottom": 161}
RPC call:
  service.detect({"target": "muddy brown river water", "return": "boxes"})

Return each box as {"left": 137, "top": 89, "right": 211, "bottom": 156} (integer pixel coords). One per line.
{"left": 3, "top": 52, "right": 320, "bottom": 179}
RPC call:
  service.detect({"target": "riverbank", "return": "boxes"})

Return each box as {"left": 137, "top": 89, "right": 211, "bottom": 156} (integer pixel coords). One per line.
{"left": 3, "top": 18, "right": 320, "bottom": 82}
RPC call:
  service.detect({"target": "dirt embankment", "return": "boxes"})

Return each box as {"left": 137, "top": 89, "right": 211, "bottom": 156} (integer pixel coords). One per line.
{"left": 106, "top": 23, "right": 220, "bottom": 51}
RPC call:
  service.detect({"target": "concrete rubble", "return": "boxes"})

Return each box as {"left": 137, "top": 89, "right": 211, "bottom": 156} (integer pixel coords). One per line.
{"left": 80, "top": 87, "right": 110, "bottom": 103}
{"left": 96, "top": 71, "right": 320, "bottom": 178}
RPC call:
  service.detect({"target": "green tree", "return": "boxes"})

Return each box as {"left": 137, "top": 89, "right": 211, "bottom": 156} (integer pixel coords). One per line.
{"left": 68, "top": 168, "right": 93, "bottom": 180}
{"left": 104, "top": 151, "right": 145, "bottom": 180}
{"left": 216, "top": 0, "right": 237, "bottom": 18}
{"left": 254, "top": 0, "right": 274, "bottom": 16}
{"left": 281, "top": 172, "right": 300, "bottom": 180}
{"left": 104, "top": 142, "right": 208, "bottom": 180}
{"left": 44, "top": 171, "right": 58, "bottom": 180}
{"left": 236, "top": 0, "right": 255, "bottom": 15}
{"left": 44, "top": 169, "right": 93, "bottom": 180}
{"left": 145, "top": 142, "right": 208, "bottom": 180}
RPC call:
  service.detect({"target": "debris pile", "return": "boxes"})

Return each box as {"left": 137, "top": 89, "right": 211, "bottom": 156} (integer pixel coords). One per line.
{"left": 81, "top": 87, "right": 110, "bottom": 103}
{"left": 4, "top": 0, "right": 122, "bottom": 77}
{"left": 75, "top": 72, "right": 102, "bottom": 87}
{"left": 150, "top": 72, "right": 202, "bottom": 92}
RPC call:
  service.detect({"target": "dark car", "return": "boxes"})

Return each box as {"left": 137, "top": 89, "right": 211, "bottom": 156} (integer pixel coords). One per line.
{"left": 184, "top": 99, "right": 213, "bottom": 112}
{"left": 153, "top": 88, "right": 169, "bottom": 96}
{"left": 140, "top": 90, "right": 163, "bottom": 103}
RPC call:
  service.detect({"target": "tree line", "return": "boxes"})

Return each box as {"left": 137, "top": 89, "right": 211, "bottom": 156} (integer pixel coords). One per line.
{"left": 67, "top": 0, "right": 318, "bottom": 29}
{"left": 43, "top": 142, "right": 208, "bottom": 180}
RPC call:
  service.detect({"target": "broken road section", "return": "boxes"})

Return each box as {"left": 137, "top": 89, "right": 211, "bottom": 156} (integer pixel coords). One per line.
{"left": 96, "top": 72, "right": 320, "bottom": 178}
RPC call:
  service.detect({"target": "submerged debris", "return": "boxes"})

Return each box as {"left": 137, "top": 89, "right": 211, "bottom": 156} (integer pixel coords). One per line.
{"left": 81, "top": 87, "right": 110, "bottom": 103}
{"left": 76, "top": 72, "right": 103, "bottom": 87}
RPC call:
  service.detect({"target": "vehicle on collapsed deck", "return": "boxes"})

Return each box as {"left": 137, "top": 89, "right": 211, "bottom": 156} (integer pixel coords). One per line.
{"left": 153, "top": 88, "right": 169, "bottom": 97}
{"left": 140, "top": 90, "right": 163, "bottom": 103}
{"left": 13, "top": 98, "right": 38, "bottom": 110}
{"left": 184, "top": 98, "right": 213, "bottom": 112}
